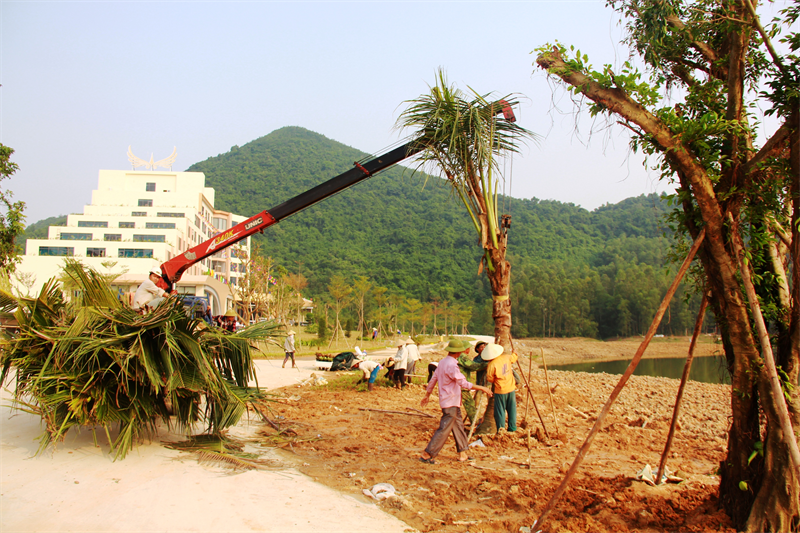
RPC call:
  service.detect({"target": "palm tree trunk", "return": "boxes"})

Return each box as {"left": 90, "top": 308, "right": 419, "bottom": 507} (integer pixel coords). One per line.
{"left": 476, "top": 239, "right": 512, "bottom": 436}
{"left": 486, "top": 241, "right": 512, "bottom": 349}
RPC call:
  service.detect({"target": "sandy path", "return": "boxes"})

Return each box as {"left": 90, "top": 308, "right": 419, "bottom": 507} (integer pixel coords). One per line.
{"left": 0, "top": 358, "right": 412, "bottom": 533}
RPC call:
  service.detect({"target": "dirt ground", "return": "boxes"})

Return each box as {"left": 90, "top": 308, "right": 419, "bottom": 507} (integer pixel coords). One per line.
{"left": 256, "top": 337, "right": 734, "bottom": 533}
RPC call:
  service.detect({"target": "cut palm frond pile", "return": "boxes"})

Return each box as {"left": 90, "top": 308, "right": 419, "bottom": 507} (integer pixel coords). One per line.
{"left": 164, "top": 434, "right": 279, "bottom": 471}
{"left": 256, "top": 413, "right": 318, "bottom": 451}
{"left": 0, "top": 260, "right": 282, "bottom": 459}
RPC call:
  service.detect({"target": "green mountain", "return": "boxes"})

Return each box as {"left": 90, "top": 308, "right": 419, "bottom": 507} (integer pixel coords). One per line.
{"left": 23, "top": 127, "right": 700, "bottom": 338}
{"left": 19, "top": 215, "right": 67, "bottom": 253}
{"left": 188, "top": 127, "right": 696, "bottom": 338}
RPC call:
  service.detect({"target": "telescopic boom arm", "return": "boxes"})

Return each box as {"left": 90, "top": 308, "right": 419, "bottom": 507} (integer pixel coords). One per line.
{"left": 157, "top": 102, "right": 516, "bottom": 291}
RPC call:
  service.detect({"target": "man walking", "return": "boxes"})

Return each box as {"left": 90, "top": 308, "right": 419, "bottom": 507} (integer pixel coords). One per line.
{"left": 283, "top": 330, "right": 297, "bottom": 368}
{"left": 419, "top": 339, "right": 493, "bottom": 464}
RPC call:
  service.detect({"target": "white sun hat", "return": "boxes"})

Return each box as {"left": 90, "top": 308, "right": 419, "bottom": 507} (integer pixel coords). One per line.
{"left": 480, "top": 343, "right": 505, "bottom": 361}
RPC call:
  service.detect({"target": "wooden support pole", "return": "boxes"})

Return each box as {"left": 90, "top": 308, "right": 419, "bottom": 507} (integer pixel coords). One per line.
{"left": 358, "top": 408, "right": 433, "bottom": 418}
{"left": 467, "top": 393, "right": 485, "bottom": 443}
{"left": 656, "top": 293, "right": 708, "bottom": 484}
{"left": 515, "top": 359, "right": 550, "bottom": 439}
{"left": 531, "top": 228, "right": 705, "bottom": 532}
{"left": 523, "top": 353, "right": 532, "bottom": 425}
{"left": 541, "top": 347, "right": 560, "bottom": 436}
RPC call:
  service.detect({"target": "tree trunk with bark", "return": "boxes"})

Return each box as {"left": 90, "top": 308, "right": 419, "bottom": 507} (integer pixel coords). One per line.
{"left": 536, "top": 22, "right": 800, "bottom": 525}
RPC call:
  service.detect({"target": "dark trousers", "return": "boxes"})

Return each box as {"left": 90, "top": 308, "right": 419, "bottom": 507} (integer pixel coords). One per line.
{"left": 424, "top": 406, "right": 468, "bottom": 458}
{"left": 493, "top": 391, "right": 517, "bottom": 432}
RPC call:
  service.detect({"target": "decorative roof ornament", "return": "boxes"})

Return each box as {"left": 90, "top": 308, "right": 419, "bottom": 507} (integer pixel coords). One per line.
{"left": 127, "top": 146, "right": 178, "bottom": 171}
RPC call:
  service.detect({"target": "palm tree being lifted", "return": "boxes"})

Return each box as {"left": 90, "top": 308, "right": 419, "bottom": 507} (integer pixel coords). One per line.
{"left": 397, "top": 70, "right": 539, "bottom": 349}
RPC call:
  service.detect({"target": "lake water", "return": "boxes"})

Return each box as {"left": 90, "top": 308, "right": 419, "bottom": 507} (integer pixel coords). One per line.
{"left": 549, "top": 355, "right": 731, "bottom": 385}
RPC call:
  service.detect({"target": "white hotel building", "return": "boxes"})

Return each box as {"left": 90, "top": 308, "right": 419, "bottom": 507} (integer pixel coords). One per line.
{"left": 19, "top": 169, "right": 249, "bottom": 315}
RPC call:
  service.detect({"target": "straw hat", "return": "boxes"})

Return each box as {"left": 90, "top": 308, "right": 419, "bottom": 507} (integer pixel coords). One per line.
{"left": 480, "top": 343, "right": 504, "bottom": 361}
{"left": 224, "top": 309, "right": 236, "bottom": 318}
{"left": 287, "top": 330, "right": 296, "bottom": 336}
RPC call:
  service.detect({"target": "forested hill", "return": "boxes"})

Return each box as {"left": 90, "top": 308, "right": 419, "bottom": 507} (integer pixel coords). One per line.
{"left": 187, "top": 127, "right": 696, "bottom": 338}
{"left": 190, "top": 126, "right": 670, "bottom": 259}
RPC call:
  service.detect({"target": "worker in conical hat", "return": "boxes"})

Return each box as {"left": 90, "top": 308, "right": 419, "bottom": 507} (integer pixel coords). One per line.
{"left": 482, "top": 343, "right": 519, "bottom": 433}
{"left": 221, "top": 308, "right": 237, "bottom": 333}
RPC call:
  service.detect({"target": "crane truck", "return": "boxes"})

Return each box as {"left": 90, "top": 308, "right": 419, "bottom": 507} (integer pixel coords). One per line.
{"left": 155, "top": 102, "right": 516, "bottom": 293}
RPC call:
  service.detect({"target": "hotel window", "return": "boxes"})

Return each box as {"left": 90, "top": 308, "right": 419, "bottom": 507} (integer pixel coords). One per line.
{"left": 104, "top": 234, "right": 122, "bottom": 242}
{"left": 39, "top": 246, "right": 73, "bottom": 256}
{"left": 132, "top": 211, "right": 147, "bottom": 217}
{"left": 119, "top": 248, "right": 153, "bottom": 259}
{"left": 86, "top": 247, "right": 106, "bottom": 257}
{"left": 212, "top": 217, "right": 228, "bottom": 231}
{"left": 138, "top": 199, "right": 153, "bottom": 207}
{"left": 78, "top": 221, "right": 108, "bottom": 228}
{"left": 119, "top": 222, "right": 135, "bottom": 228}
{"left": 146, "top": 222, "right": 176, "bottom": 229}
{"left": 61, "top": 233, "right": 92, "bottom": 241}
{"left": 146, "top": 182, "right": 156, "bottom": 192}
{"left": 157, "top": 212, "right": 184, "bottom": 218}
{"left": 133, "top": 234, "right": 165, "bottom": 243}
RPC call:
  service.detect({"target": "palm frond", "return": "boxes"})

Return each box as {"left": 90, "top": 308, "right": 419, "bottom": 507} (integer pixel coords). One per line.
{"left": 1, "top": 262, "right": 274, "bottom": 459}
{"left": 396, "top": 68, "right": 540, "bottom": 248}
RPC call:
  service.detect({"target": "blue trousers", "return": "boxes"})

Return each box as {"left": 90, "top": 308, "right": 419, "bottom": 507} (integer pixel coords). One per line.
{"left": 368, "top": 366, "right": 380, "bottom": 383}
{"left": 493, "top": 391, "right": 517, "bottom": 432}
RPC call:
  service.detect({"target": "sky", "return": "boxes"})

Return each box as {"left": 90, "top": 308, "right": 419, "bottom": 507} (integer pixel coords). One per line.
{"left": 0, "top": 1, "right": 709, "bottom": 223}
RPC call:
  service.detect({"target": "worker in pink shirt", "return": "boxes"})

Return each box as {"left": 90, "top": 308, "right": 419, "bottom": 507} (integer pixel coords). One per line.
{"left": 419, "top": 339, "right": 493, "bottom": 464}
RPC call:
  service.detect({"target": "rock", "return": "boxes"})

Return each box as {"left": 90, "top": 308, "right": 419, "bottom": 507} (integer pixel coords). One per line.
{"left": 636, "top": 509, "right": 654, "bottom": 526}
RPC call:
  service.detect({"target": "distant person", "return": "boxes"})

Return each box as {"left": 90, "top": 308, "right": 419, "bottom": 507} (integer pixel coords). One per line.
{"left": 283, "top": 330, "right": 297, "bottom": 368}
{"left": 427, "top": 361, "right": 438, "bottom": 383}
{"left": 419, "top": 339, "right": 493, "bottom": 464}
{"left": 133, "top": 266, "right": 168, "bottom": 311}
{"left": 393, "top": 340, "right": 408, "bottom": 389}
{"left": 482, "top": 343, "right": 518, "bottom": 433}
{"left": 354, "top": 358, "right": 382, "bottom": 392}
{"left": 221, "top": 309, "right": 237, "bottom": 333}
{"left": 405, "top": 338, "right": 421, "bottom": 385}
{"left": 384, "top": 357, "right": 396, "bottom": 381}
{"left": 372, "top": 327, "right": 378, "bottom": 340}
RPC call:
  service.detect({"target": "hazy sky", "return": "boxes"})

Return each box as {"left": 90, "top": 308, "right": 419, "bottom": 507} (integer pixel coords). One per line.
{"left": 3, "top": 1, "right": 687, "bottom": 223}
